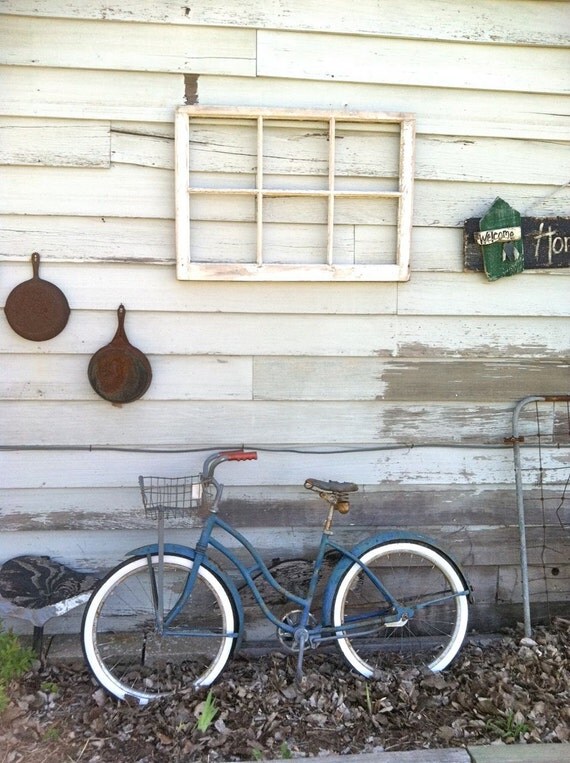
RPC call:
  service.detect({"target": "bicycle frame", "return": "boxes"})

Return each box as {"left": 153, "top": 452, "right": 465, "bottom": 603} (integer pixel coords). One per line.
{"left": 128, "top": 513, "right": 465, "bottom": 651}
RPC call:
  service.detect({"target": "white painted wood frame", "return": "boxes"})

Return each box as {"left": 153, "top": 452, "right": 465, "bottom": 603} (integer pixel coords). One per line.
{"left": 175, "top": 106, "right": 415, "bottom": 281}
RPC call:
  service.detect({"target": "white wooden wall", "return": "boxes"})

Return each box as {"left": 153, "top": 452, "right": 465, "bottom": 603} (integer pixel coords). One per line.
{"left": 1, "top": 1, "right": 569, "bottom": 634}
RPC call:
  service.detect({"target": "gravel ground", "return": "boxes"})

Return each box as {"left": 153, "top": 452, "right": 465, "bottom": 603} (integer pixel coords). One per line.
{"left": 1, "top": 617, "right": 568, "bottom": 762}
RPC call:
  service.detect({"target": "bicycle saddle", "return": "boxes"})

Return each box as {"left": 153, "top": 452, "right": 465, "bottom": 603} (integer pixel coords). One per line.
{"left": 304, "top": 478, "right": 359, "bottom": 493}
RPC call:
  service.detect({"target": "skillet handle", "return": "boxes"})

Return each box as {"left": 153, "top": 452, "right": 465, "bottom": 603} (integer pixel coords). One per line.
{"left": 31, "top": 252, "right": 41, "bottom": 279}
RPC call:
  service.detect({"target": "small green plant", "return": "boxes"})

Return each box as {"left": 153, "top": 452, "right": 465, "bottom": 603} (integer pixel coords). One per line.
{"left": 251, "top": 750, "right": 264, "bottom": 761}
{"left": 486, "top": 710, "right": 530, "bottom": 742}
{"left": 0, "top": 686, "right": 9, "bottom": 714}
{"left": 40, "top": 680, "right": 59, "bottom": 694}
{"left": 195, "top": 690, "right": 218, "bottom": 733}
{"left": 364, "top": 684, "right": 373, "bottom": 715}
{"left": 0, "top": 622, "right": 34, "bottom": 714}
{"left": 0, "top": 625, "right": 34, "bottom": 684}
{"left": 279, "top": 742, "right": 292, "bottom": 760}
{"left": 43, "top": 726, "right": 61, "bottom": 742}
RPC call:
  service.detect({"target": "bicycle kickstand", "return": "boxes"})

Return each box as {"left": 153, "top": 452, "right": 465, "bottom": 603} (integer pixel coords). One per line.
{"left": 295, "top": 632, "right": 308, "bottom": 686}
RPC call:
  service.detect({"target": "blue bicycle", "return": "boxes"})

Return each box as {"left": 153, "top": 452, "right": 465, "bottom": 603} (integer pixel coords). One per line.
{"left": 82, "top": 450, "right": 471, "bottom": 704}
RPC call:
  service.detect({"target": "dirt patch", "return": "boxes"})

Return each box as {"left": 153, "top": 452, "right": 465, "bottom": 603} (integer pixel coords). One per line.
{"left": 1, "top": 618, "right": 568, "bottom": 762}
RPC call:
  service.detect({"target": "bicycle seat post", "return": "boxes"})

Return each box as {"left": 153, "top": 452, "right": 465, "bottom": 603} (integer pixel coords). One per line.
{"left": 323, "top": 499, "right": 337, "bottom": 534}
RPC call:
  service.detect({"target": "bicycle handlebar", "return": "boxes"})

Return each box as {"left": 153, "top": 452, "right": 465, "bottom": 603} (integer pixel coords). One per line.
{"left": 202, "top": 449, "right": 258, "bottom": 483}
{"left": 219, "top": 450, "right": 258, "bottom": 462}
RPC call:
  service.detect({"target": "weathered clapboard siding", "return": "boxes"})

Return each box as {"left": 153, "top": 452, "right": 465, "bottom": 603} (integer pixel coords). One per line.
{"left": 1, "top": 66, "right": 185, "bottom": 122}
{"left": 0, "top": 524, "right": 567, "bottom": 582}
{"left": 0, "top": 15, "right": 257, "bottom": 76}
{"left": 2, "top": 266, "right": 570, "bottom": 319}
{"left": 253, "top": 359, "right": 570, "bottom": 402}
{"left": 0, "top": 117, "right": 111, "bottom": 167}
{"left": 0, "top": 216, "right": 175, "bottom": 263}
{"left": 3, "top": 354, "right": 569, "bottom": 405}
{"left": 0, "top": 401, "right": 541, "bottom": 446}
{"left": 2, "top": 309, "right": 570, "bottom": 359}
{"left": 111, "top": 124, "right": 570, "bottom": 185}
{"left": 4, "top": 165, "right": 568, "bottom": 222}
{"left": 199, "top": 76, "right": 570, "bottom": 141}
{"left": 0, "top": 449, "right": 521, "bottom": 489}
{"left": 2, "top": 312, "right": 570, "bottom": 362}
{"left": 3, "top": 0, "right": 567, "bottom": 47}
{"left": 0, "top": 354, "right": 252, "bottom": 400}
{"left": 1, "top": 1, "right": 568, "bottom": 637}
{"left": 3, "top": 482, "right": 567, "bottom": 533}
{"left": 256, "top": 31, "right": 569, "bottom": 94}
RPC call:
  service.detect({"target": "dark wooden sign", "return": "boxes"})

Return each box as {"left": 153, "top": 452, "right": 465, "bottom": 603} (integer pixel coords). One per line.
{"left": 464, "top": 217, "right": 570, "bottom": 271}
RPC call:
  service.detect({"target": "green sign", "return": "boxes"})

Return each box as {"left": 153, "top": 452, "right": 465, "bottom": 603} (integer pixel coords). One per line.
{"left": 477, "top": 198, "right": 524, "bottom": 281}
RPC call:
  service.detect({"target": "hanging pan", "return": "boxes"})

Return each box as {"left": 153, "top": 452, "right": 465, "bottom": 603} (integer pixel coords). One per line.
{"left": 4, "top": 252, "right": 70, "bottom": 341}
{"left": 88, "top": 304, "right": 152, "bottom": 404}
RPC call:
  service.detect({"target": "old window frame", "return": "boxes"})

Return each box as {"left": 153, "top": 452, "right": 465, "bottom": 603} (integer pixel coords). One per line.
{"left": 175, "top": 105, "right": 415, "bottom": 281}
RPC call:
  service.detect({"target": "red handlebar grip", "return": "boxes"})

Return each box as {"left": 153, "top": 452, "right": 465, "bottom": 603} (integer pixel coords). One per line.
{"left": 221, "top": 450, "right": 258, "bottom": 461}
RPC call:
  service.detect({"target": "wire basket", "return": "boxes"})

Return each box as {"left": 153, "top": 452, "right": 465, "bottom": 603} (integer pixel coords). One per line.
{"left": 138, "top": 474, "right": 203, "bottom": 519}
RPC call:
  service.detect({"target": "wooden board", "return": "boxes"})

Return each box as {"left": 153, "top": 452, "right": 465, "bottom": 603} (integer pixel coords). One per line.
{"left": 253, "top": 358, "right": 570, "bottom": 402}
{"left": 2, "top": 399, "right": 569, "bottom": 446}
{"left": 4, "top": 164, "right": 569, "bottom": 223}
{"left": 0, "top": 215, "right": 176, "bottom": 264}
{"left": 3, "top": 309, "right": 570, "bottom": 360}
{"left": 0, "top": 117, "right": 110, "bottom": 167}
{"left": 0, "top": 445, "right": 523, "bottom": 489}
{"left": 0, "top": 354, "right": 252, "bottom": 401}
{"left": 1, "top": 66, "right": 185, "bottom": 122}
{"left": 4, "top": 354, "right": 569, "bottom": 404}
{"left": 3, "top": 0, "right": 566, "bottom": 47}
{"left": 470, "top": 744, "right": 570, "bottom": 763}
{"left": 1, "top": 483, "right": 567, "bottom": 531}
{"left": 257, "top": 30, "right": 570, "bottom": 95}
{"left": 199, "top": 75, "right": 570, "bottom": 141}
{"left": 0, "top": 15, "right": 256, "bottom": 76}
{"left": 113, "top": 121, "right": 569, "bottom": 185}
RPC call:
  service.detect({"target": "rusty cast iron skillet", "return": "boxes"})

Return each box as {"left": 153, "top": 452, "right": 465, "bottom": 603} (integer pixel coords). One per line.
{"left": 88, "top": 305, "right": 152, "bottom": 404}
{"left": 4, "top": 252, "right": 70, "bottom": 341}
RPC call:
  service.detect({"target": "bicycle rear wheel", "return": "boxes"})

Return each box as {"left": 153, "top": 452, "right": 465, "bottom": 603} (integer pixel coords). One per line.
{"left": 82, "top": 554, "right": 238, "bottom": 704}
{"left": 331, "top": 541, "right": 469, "bottom": 677}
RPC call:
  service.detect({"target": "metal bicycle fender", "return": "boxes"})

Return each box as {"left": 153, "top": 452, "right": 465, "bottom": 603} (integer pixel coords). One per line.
{"left": 126, "top": 543, "right": 245, "bottom": 631}
{"left": 321, "top": 530, "right": 471, "bottom": 626}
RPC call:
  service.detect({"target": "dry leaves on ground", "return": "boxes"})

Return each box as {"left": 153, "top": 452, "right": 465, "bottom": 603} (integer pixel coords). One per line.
{"left": 0, "top": 617, "right": 569, "bottom": 762}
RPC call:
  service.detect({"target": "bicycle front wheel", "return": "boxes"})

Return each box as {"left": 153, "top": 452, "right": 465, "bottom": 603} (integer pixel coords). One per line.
{"left": 332, "top": 541, "right": 469, "bottom": 677}
{"left": 82, "top": 554, "right": 238, "bottom": 704}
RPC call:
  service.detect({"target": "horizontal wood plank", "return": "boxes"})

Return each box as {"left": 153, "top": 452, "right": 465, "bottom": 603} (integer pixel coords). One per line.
{"left": 0, "top": 117, "right": 110, "bottom": 167}
{"left": 1, "top": 66, "right": 185, "bottom": 122}
{"left": 2, "top": 399, "right": 569, "bottom": 446}
{"left": 0, "top": 354, "right": 252, "bottom": 400}
{"left": 0, "top": 15, "right": 256, "bottom": 75}
{"left": 0, "top": 447, "right": 518, "bottom": 489}
{"left": 3, "top": 0, "right": 567, "bottom": 47}
{"left": 1, "top": 216, "right": 459, "bottom": 271}
{"left": 257, "top": 30, "right": 570, "bottom": 95}
{"left": 4, "top": 165, "right": 569, "bottom": 223}
{"left": 199, "top": 76, "right": 570, "bottom": 142}
{"left": 1, "top": 484, "right": 567, "bottom": 531}
{"left": 0, "top": 215, "right": 176, "bottom": 263}
{"left": 2, "top": 309, "right": 570, "bottom": 359}
{"left": 114, "top": 122, "right": 570, "bottom": 186}
{"left": 6, "top": 355, "right": 569, "bottom": 404}
{"left": 253, "top": 358, "right": 570, "bottom": 402}
{"left": 0, "top": 164, "right": 174, "bottom": 218}
{"left": 0, "top": 525, "right": 567, "bottom": 573}
{"left": 398, "top": 271, "right": 570, "bottom": 317}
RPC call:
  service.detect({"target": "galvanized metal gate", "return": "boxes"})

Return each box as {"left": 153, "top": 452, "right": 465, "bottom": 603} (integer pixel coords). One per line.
{"left": 510, "top": 395, "right": 570, "bottom": 637}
